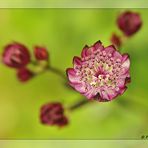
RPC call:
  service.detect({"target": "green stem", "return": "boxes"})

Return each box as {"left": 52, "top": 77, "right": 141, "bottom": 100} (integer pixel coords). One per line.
{"left": 68, "top": 98, "right": 91, "bottom": 111}
{"left": 47, "top": 66, "right": 66, "bottom": 80}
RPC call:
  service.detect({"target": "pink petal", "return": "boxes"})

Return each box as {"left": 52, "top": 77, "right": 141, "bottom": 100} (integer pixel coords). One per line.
{"left": 117, "top": 78, "right": 126, "bottom": 88}
{"left": 122, "top": 53, "right": 129, "bottom": 63}
{"left": 81, "top": 45, "right": 89, "bottom": 58}
{"left": 93, "top": 40, "right": 104, "bottom": 51}
{"left": 122, "top": 57, "right": 130, "bottom": 69}
{"left": 104, "top": 45, "right": 116, "bottom": 54}
{"left": 106, "top": 89, "right": 118, "bottom": 100}
{"left": 119, "top": 86, "right": 127, "bottom": 95}
{"left": 83, "top": 89, "right": 97, "bottom": 99}
{"left": 119, "top": 67, "right": 130, "bottom": 76}
{"left": 70, "top": 82, "right": 86, "bottom": 93}
{"left": 113, "top": 50, "right": 122, "bottom": 60}
{"left": 66, "top": 68, "right": 80, "bottom": 83}
{"left": 100, "top": 90, "right": 110, "bottom": 100}
{"left": 73, "top": 56, "right": 82, "bottom": 67}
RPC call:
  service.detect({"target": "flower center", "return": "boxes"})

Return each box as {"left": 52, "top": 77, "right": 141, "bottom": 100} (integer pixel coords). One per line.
{"left": 76, "top": 50, "right": 122, "bottom": 90}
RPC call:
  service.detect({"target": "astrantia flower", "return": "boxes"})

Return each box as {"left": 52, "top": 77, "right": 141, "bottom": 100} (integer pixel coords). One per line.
{"left": 117, "top": 11, "right": 142, "bottom": 36}
{"left": 34, "top": 46, "right": 49, "bottom": 61}
{"left": 2, "top": 42, "right": 30, "bottom": 68}
{"left": 40, "top": 102, "right": 68, "bottom": 127}
{"left": 17, "top": 68, "right": 34, "bottom": 82}
{"left": 66, "top": 41, "right": 130, "bottom": 102}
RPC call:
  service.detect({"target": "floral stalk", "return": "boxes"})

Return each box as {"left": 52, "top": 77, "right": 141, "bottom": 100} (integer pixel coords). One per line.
{"left": 47, "top": 66, "right": 66, "bottom": 80}
{"left": 68, "top": 98, "right": 91, "bottom": 111}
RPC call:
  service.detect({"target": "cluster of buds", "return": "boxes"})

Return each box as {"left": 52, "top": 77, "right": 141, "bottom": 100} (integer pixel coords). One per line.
{"left": 2, "top": 42, "right": 49, "bottom": 82}
{"left": 111, "top": 11, "right": 142, "bottom": 48}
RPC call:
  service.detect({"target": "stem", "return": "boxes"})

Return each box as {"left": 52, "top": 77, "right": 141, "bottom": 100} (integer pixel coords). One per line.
{"left": 68, "top": 98, "right": 91, "bottom": 111}
{"left": 47, "top": 66, "right": 66, "bottom": 80}
{"left": 30, "top": 60, "right": 66, "bottom": 80}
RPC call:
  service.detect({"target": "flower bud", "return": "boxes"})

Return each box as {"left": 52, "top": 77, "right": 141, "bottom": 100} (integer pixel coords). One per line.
{"left": 2, "top": 42, "right": 30, "bottom": 68}
{"left": 110, "top": 33, "right": 122, "bottom": 48}
{"left": 17, "top": 68, "right": 34, "bottom": 82}
{"left": 117, "top": 11, "right": 142, "bottom": 36}
{"left": 34, "top": 46, "right": 49, "bottom": 61}
{"left": 40, "top": 102, "right": 68, "bottom": 127}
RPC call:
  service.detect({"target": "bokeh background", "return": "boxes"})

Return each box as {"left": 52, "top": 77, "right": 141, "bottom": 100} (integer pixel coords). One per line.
{"left": 0, "top": 8, "right": 148, "bottom": 139}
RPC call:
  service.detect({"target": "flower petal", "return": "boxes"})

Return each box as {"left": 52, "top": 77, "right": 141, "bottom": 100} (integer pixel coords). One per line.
{"left": 93, "top": 40, "right": 104, "bottom": 51}
{"left": 83, "top": 89, "right": 97, "bottom": 99}
{"left": 106, "top": 89, "right": 118, "bottom": 100}
{"left": 116, "top": 78, "right": 126, "bottom": 88}
{"left": 73, "top": 56, "right": 82, "bottom": 67}
{"left": 104, "top": 45, "right": 116, "bottom": 55}
{"left": 101, "top": 90, "right": 110, "bottom": 100}
{"left": 81, "top": 45, "right": 89, "bottom": 58}
{"left": 119, "top": 86, "right": 127, "bottom": 95}
{"left": 122, "top": 53, "right": 129, "bottom": 63}
{"left": 66, "top": 68, "right": 80, "bottom": 83}
{"left": 122, "top": 56, "right": 130, "bottom": 69}
{"left": 113, "top": 50, "right": 122, "bottom": 60}
{"left": 70, "top": 82, "right": 86, "bottom": 93}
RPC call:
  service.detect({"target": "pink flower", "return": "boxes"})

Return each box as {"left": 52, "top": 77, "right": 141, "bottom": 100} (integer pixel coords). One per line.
{"left": 110, "top": 33, "right": 122, "bottom": 48}
{"left": 117, "top": 11, "right": 142, "bottom": 36}
{"left": 66, "top": 41, "right": 130, "bottom": 102}
{"left": 34, "top": 46, "right": 49, "bottom": 61}
{"left": 2, "top": 42, "right": 30, "bottom": 68}
{"left": 17, "top": 68, "right": 34, "bottom": 82}
{"left": 40, "top": 102, "right": 68, "bottom": 127}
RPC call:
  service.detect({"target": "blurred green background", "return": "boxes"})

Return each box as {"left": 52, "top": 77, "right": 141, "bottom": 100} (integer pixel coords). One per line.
{"left": 0, "top": 8, "right": 148, "bottom": 139}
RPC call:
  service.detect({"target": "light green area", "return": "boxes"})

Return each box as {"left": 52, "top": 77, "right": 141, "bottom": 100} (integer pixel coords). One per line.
{"left": 0, "top": 0, "right": 148, "bottom": 8}
{"left": 0, "top": 9, "right": 148, "bottom": 139}
{"left": 1, "top": 140, "right": 148, "bottom": 148}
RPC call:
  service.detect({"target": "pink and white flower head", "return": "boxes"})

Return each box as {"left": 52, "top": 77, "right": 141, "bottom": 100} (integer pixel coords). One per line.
{"left": 66, "top": 41, "right": 131, "bottom": 102}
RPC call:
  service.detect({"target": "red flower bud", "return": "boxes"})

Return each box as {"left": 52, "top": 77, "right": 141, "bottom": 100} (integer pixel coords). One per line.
{"left": 110, "top": 33, "right": 122, "bottom": 48}
{"left": 40, "top": 102, "right": 68, "bottom": 127}
{"left": 17, "top": 68, "right": 34, "bottom": 82}
{"left": 2, "top": 42, "right": 30, "bottom": 68}
{"left": 117, "top": 11, "right": 142, "bottom": 36}
{"left": 34, "top": 46, "right": 49, "bottom": 60}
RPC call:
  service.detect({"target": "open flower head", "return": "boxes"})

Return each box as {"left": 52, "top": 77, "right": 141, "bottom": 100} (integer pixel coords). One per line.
{"left": 66, "top": 41, "right": 130, "bottom": 102}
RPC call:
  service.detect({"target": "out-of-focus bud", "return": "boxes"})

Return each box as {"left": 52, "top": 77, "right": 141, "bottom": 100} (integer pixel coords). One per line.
{"left": 110, "top": 33, "right": 122, "bottom": 48}
{"left": 17, "top": 68, "right": 34, "bottom": 82}
{"left": 117, "top": 11, "right": 142, "bottom": 36}
{"left": 2, "top": 42, "right": 30, "bottom": 68}
{"left": 40, "top": 102, "right": 68, "bottom": 127}
{"left": 34, "top": 46, "right": 49, "bottom": 61}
